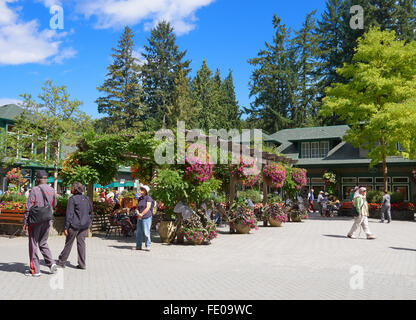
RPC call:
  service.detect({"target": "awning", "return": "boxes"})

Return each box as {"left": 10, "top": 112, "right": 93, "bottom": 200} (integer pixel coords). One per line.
{"left": 46, "top": 177, "right": 62, "bottom": 183}
{"left": 94, "top": 184, "right": 104, "bottom": 189}
{"left": 103, "top": 181, "right": 135, "bottom": 188}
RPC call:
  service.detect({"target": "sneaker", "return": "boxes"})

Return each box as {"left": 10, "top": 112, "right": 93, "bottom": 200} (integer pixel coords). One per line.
{"left": 143, "top": 247, "right": 151, "bottom": 252}
{"left": 132, "top": 246, "right": 142, "bottom": 250}
{"left": 56, "top": 261, "right": 65, "bottom": 268}
{"left": 347, "top": 234, "right": 356, "bottom": 239}
{"left": 379, "top": 221, "right": 384, "bottom": 223}
{"left": 76, "top": 265, "right": 86, "bottom": 270}
{"left": 367, "top": 234, "right": 376, "bottom": 240}
{"left": 50, "top": 264, "right": 58, "bottom": 274}
{"left": 24, "top": 270, "right": 40, "bottom": 277}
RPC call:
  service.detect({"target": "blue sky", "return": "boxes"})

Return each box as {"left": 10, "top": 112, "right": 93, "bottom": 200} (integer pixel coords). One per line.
{"left": 0, "top": 0, "right": 327, "bottom": 119}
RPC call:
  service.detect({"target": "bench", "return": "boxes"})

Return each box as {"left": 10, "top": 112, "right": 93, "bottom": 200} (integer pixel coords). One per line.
{"left": 0, "top": 212, "right": 25, "bottom": 238}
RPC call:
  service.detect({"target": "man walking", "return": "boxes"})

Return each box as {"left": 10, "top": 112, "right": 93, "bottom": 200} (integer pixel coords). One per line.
{"left": 380, "top": 190, "right": 392, "bottom": 223}
{"left": 22, "top": 170, "right": 58, "bottom": 277}
{"left": 347, "top": 187, "right": 376, "bottom": 240}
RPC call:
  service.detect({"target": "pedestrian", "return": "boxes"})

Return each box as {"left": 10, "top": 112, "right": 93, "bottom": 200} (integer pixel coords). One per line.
{"left": 106, "top": 189, "right": 115, "bottom": 203}
{"left": 132, "top": 185, "right": 154, "bottom": 251}
{"left": 308, "top": 189, "right": 315, "bottom": 213}
{"left": 22, "top": 170, "right": 58, "bottom": 277}
{"left": 317, "top": 191, "right": 324, "bottom": 216}
{"left": 322, "top": 193, "right": 329, "bottom": 217}
{"left": 114, "top": 190, "right": 120, "bottom": 205}
{"left": 57, "top": 182, "right": 93, "bottom": 270}
{"left": 100, "top": 189, "right": 105, "bottom": 202}
{"left": 380, "top": 190, "right": 391, "bottom": 224}
{"left": 347, "top": 187, "right": 376, "bottom": 240}
{"left": 24, "top": 187, "right": 31, "bottom": 199}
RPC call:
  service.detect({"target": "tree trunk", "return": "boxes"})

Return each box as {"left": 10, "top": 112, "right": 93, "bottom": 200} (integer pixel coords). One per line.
{"left": 382, "top": 154, "right": 388, "bottom": 193}
{"left": 87, "top": 183, "right": 94, "bottom": 203}
{"left": 53, "top": 163, "right": 58, "bottom": 193}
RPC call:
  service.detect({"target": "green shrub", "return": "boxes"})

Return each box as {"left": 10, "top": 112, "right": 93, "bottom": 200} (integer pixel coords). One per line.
{"left": 366, "top": 190, "right": 383, "bottom": 204}
{"left": 390, "top": 192, "right": 405, "bottom": 203}
{"left": 237, "top": 189, "right": 262, "bottom": 204}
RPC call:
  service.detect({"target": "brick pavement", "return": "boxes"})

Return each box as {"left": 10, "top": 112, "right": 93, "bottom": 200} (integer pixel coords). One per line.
{"left": 0, "top": 214, "right": 415, "bottom": 300}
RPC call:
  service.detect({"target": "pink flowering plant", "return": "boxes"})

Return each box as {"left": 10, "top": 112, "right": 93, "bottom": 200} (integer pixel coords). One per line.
{"left": 228, "top": 200, "right": 258, "bottom": 230}
{"left": 231, "top": 156, "right": 260, "bottom": 188}
{"left": 263, "top": 163, "right": 286, "bottom": 189}
{"left": 181, "top": 208, "right": 218, "bottom": 244}
{"left": 262, "top": 202, "right": 288, "bottom": 223}
{"left": 184, "top": 153, "right": 213, "bottom": 183}
{"left": 291, "top": 168, "right": 308, "bottom": 190}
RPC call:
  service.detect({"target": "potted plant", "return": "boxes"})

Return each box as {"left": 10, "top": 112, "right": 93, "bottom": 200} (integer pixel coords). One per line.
{"left": 263, "top": 162, "right": 286, "bottom": 189}
{"left": 0, "top": 191, "right": 26, "bottom": 213}
{"left": 51, "top": 195, "right": 69, "bottom": 235}
{"left": 263, "top": 202, "right": 288, "bottom": 227}
{"left": 228, "top": 200, "right": 258, "bottom": 234}
{"left": 150, "top": 169, "right": 188, "bottom": 244}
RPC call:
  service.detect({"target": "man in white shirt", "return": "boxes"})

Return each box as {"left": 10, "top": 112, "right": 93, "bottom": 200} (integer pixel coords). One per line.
{"left": 317, "top": 191, "right": 324, "bottom": 216}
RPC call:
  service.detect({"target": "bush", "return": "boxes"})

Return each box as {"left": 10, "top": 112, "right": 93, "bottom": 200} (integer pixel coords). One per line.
{"left": 237, "top": 189, "right": 262, "bottom": 204}
{"left": 366, "top": 190, "right": 383, "bottom": 204}
{"left": 390, "top": 192, "right": 405, "bottom": 204}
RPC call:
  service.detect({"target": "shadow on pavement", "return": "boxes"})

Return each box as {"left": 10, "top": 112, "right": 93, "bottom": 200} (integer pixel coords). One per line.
{"left": 322, "top": 234, "right": 348, "bottom": 239}
{"left": 390, "top": 247, "right": 416, "bottom": 252}
{"left": 0, "top": 262, "right": 27, "bottom": 274}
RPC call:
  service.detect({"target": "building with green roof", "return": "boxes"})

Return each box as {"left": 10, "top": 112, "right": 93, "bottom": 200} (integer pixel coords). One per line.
{"left": 271, "top": 125, "right": 416, "bottom": 202}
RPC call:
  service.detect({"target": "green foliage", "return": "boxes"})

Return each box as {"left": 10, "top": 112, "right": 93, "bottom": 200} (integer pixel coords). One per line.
{"left": 391, "top": 192, "right": 405, "bottom": 204}
{"left": 61, "top": 165, "right": 99, "bottom": 187}
{"left": 267, "top": 193, "right": 283, "bottom": 205}
{"left": 150, "top": 168, "right": 188, "bottom": 209}
{"left": 96, "top": 26, "right": 146, "bottom": 133}
{"left": 0, "top": 192, "right": 26, "bottom": 203}
{"left": 366, "top": 190, "right": 384, "bottom": 204}
{"left": 237, "top": 189, "right": 262, "bottom": 204}
{"left": 121, "top": 190, "right": 136, "bottom": 199}
{"left": 93, "top": 201, "right": 115, "bottom": 216}
{"left": 187, "top": 178, "right": 222, "bottom": 206}
{"left": 282, "top": 167, "right": 297, "bottom": 200}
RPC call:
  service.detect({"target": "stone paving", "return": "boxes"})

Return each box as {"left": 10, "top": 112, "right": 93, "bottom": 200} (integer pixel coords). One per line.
{"left": 0, "top": 214, "right": 415, "bottom": 300}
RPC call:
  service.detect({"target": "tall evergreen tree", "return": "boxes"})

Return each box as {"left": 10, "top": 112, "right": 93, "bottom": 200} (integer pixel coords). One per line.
{"left": 166, "top": 69, "right": 200, "bottom": 129}
{"left": 141, "top": 21, "right": 191, "bottom": 129}
{"left": 96, "top": 26, "right": 145, "bottom": 133}
{"left": 247, "top": 15, "right": 294, "bottom": 134}
{"left": 292, "top": 11, "right": 321, "bottom": 125}
{"left": 221, "top": 70, "right": 241, "bottom": 130}
{"left": 396, "top": 0, "right": 416, "bottom": 42}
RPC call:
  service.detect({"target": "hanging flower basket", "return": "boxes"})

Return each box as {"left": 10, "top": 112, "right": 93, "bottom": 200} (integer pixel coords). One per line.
{"left": 263, "top": 163, "right": 286, "bottom": 189}
{"left": 292, "top": 168, "right": 308, "bottom": 190}
{"left": 184, "top": 154, "right": 213, "bottom": 183}
{"left": 231, "top": 157, "right": 260, "bottom": 188}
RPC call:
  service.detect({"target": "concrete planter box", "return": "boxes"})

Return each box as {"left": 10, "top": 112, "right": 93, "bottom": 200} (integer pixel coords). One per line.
{"left": 369, "top": 209, "right": 415, "bottom": 221}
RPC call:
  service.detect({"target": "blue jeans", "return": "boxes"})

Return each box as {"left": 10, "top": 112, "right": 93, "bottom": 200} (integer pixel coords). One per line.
{"left": 136, "top": 216, "right": 152, "bottom": 249}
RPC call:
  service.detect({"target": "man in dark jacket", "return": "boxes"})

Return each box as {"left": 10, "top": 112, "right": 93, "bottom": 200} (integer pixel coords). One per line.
{"left": 23, "top": 170, "right": 57, "bottom": 277}
{"left": 57, "top": 182, "right": 92, "bottom": 270}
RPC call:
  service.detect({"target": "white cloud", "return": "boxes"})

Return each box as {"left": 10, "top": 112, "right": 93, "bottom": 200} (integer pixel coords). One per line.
{"left": 0, "top": 0, "right": 75, "bottom": 65}
{"left": 0, "top": 98, "right": 22, "bottom": 106}
{"left": 34, "top": 0, "right": 62, "bottom": 8}
{"left": 75, "top": 0, "right": 216, "bottom": 35}
{"left": 132, "top": 47, "right": 146, "bottom": 66}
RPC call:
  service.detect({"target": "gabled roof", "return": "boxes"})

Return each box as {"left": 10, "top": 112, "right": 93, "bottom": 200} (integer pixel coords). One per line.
{"left": 0, "top": 104, "right": 24, "bottom": 121}
{"left": 270, "top": 125, "right": 350, "bottom": 143}
{"left": 232, "top": 129, "right": 280, "bottom": 144}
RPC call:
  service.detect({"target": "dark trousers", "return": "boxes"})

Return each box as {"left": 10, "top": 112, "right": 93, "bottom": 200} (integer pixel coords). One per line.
{"left": 28, "top": 221, "right": 55, "bottom": 274}
{"left": 58, "top": 228, "right": 88, "bottom": 269}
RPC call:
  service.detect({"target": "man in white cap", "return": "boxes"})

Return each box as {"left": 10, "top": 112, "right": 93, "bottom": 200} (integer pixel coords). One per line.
{"left": 347, "top": 187, "right": 376, "bottom": 240}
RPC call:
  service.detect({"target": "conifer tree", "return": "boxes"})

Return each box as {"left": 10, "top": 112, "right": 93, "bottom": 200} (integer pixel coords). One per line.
{"left": 141, "top": 21, "right": 191, "bottom": 129}
{"left": 96, "top": 26, "right": 144, "bottom": 133}
{"left": 221, "top": 70, "right": 241, "bottom": 130}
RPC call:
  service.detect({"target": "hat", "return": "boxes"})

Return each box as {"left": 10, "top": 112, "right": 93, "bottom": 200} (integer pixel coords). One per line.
{"left": 139, "top": 184, "right": 150, "bottom": 194}
{"left": 319, "top": 191, "right": 324, "bottom": 194}
{"left": 359, "top": 187, "right": 367, "bottom": 192}
{"left": 36, "top": 170, "right": 48, "bottom": 179}
{"left": 325, "top": 192, "right": 329, "bottom": 196}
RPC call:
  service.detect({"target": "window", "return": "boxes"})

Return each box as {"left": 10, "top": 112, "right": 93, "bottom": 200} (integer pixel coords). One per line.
{"left": 342, "top": 186, "right": 356, "bottom": 201}
{"left": 311, "top": 142, "right": 319, "bottom": 158}
{"left": 358, "top": 177, "right": 373, "bottom": 184}
{"left": 320, "top": 141, "right": 330, "bottom": 158}
{"left": 392, "top": 177, "right": 409, "bottom": 183}
{"left": 311, "top": 178, "right": 325, "bottom": 184}
{"left": 342, "top": 177, "right": 357, "bottom": 184}
{"left": 301, "top": 142, "right": 310, "bottom": 159}
{"left": 375, "top": 185, "right": 391, "bottom": 192}
{"left": 392, "top": 185, "right": 409, "bottom": 201}
{"left": 375, "top": 177, "right": 390, "bottom": 184}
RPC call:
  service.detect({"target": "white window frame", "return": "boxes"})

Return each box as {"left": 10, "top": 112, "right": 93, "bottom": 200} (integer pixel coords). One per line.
{"left": 375, "top": 177, "right": 391, "bottom": 184}
{"left": 301, "top": 142, "right": 311, "bottom": 159}
{"left": 358, "top": 177, "right": 373, "bottom": 184}
{"left": 310, "top": 142, "right": 319, "bottom": 158}
{"left": 392, "top": 177, "right": 409, "bottom": 184}
{"left": 342, "top": 177, "right": 357, "bottom": 184}
{"left": 320, "top": 141, "right": 330, "bottom": 158}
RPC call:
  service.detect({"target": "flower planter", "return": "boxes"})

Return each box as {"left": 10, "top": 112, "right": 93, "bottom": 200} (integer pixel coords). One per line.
{"left": 51, "top": 216, "right": 66, "bottom": 236}
{"left": 189, "top": 238, "right": 205, "bottom": 245}
{"left": 0, "top": 209, "right": 25, "bottom": 214}
{"left": 158, "top": 220, "right": 177, "bottom": 243}
{"left": 268, "top": 217, "right": 283, "bottom": 227}
{"left": 234, "top": 222, "right": 251, "bottom": 234}
{"left": 290, "top": 214, "right": 302, "bottom": 222}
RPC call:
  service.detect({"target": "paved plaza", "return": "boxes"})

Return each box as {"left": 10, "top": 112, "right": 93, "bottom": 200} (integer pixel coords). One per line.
{"left": 1, "top": 215, "right": 415, "bottom": 300}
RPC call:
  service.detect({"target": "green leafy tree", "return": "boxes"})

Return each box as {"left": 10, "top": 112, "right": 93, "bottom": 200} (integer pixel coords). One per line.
{"left": 141, "top": 21, "right": 191, "bottom": 129}
{"left": 2, "top": 80, "right": 91, "bottom": 192}
{"left": 321, "top": 28, "right": 416, "bottom": 191}
{"left": 221, "top": 70, "right": 242, "bottom": 130}
{"left": 96, "top": 26, "right": 145, "bottom": 133}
